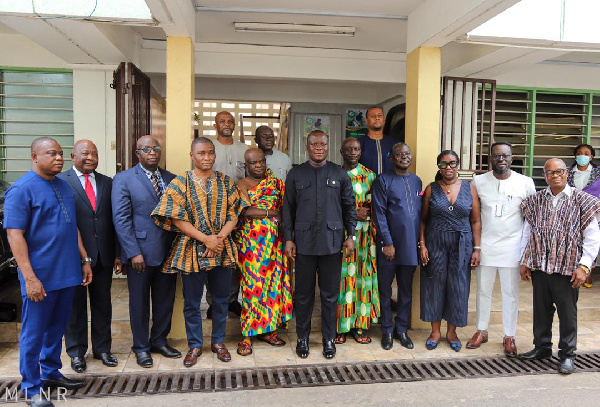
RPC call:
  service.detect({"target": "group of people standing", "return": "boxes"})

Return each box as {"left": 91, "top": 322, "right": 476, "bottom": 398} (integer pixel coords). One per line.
{"left": 4, "top": 106, "right": 600, "bottom": 407}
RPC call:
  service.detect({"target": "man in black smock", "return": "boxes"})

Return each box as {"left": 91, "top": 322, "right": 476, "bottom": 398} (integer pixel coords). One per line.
{"left": 283, "top": 130, "right": 356, "bottom": 360}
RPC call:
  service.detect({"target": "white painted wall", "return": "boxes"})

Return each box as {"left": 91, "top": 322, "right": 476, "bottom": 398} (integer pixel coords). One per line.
{"left": 0, "top": 33, "right": 67, "bottom": 68}
{"left": 73, "top": 68, "right": 117, "bottom": 176}
{"left": 493, "top": 62, "right": 600, "bottom": 91}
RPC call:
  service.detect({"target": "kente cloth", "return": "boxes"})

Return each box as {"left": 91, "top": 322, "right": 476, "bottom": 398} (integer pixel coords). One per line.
{"left": 521, "top": 188, "right": 600, "bottom": 276}
{"left": 336, "top": 164, "right": 380, "bottom": 333}
{"left": 151, "top": 170, "right": 246, "bottom": 273}
{"left": 235, "top": 169, "right": 293, "bottom": 336}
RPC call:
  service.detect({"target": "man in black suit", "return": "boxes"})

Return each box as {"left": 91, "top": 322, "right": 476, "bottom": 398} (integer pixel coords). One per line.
{"left": 282, "top": 130, "right": 356, "bottom": 360}
{"left": 59, "top": 140, "right": 120, "bottom": 373}
{"left": 112, "top": 135, "right": 181, "bottom": 368}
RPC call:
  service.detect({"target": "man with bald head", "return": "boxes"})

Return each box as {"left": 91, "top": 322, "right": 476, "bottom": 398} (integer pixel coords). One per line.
{"left": 234, "top": 148, "right": 292, "bottom": 356}
{"left": 4, "top": 137, "right": 91, "bottom": 405}
{"left": 58, "top": 140, "right": 120, "bottom": 373}
{"left": 210, "top": 111, "right": 248, "bottom": 317}
{"left": 112, "top": 136, "right": 180, "bottom": 368}
{"left": 519, "top": 158, "right": 600, "bottom": 374}
{"left": 255, "top": 125, "right": 292, "bottom": 181}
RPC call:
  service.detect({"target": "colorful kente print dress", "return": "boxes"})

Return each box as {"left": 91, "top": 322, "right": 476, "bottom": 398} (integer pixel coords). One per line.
{"left": 236, "top": 169, "right": 293, "bottom": 336}
{"left": 336, "top": 163, "right": 380, "bottom": 333}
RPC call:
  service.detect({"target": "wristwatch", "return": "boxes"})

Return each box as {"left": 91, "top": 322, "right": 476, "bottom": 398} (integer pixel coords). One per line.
{"left": 81, "top": 257, "right": 92, "bottom": 265}
{"left": 579, "top": 264, "right": 591, "bottom": 275}
{"left": 351, "top": 236, "right": 356, "bottom": 241}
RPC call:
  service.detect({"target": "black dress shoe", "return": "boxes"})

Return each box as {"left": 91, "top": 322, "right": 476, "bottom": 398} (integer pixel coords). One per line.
{"left": 559, "top": 358, "right": 575, "bottom": 374}
{"left": 229, "top": 301, "right": 243, "bottom": 317}
{"left": 296, "top": 338, "right": 309, "bottom": 359}
{"left": 381, "top": 333, "right": 393, "bottom": 350}
{"left": 93, "top": 352, "right": 118, "bottom": 367}
{"left": 27, "top": 393, "right": 55, "bottom": 407}
{"left": 70, "top": 356, "right": 86, "bottom": 373}
{"left": 322, "top": 339, "right": 336, "bottom": 359}
{"left": 150, "top": 344, "right": 182, "bottom": 358}
{"left": 394, "top": 331, "right": 414, "bottom": 349}
{"left": 518, "top": 347, "right": 552, "bottom": 361}
{"left": 43, "top": 375, "right": 86, "bottom": 390}
{"left": 135, "top": 351, "right": 154, "bottom": 368}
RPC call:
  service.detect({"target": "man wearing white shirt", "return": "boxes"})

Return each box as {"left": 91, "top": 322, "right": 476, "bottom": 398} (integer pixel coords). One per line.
{"left": 255, "top": 125, "right": 292, "bottom": 182}
{"left": 518, "top": 158, "right": 600, "bottom": 375}
{"left": 466, "top": 142, "right": 536, "bottom": 356}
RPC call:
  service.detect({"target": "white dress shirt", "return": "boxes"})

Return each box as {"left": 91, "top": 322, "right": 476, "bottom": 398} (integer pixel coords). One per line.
{"left": 73, "top": 167, "right": 97, "bottom": 196}
{"left": 266, "top": 149, "right": 292, "bottom": 181}
{"left": 572, "top": 165, "right": 592, "bottom": 190}
{"left": 520, "top": 184, "right": 600, "bottom": 269}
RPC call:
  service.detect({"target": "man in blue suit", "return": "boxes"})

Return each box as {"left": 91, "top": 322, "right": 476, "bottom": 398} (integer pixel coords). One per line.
{"left": 112, "top": 135, "right": 181, "bottom": 368}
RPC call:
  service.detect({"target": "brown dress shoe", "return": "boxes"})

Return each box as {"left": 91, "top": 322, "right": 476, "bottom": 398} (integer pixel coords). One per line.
{"left": 211, "top": 343, "right": 231, "bottom": 362}
{"left": 184, "top": 348, "right": 202, "bottom": 367}
{"left": 503, "top": 336, "right": 517, "bottom": 357}
{"left": 466, "top": 330, "right": 488, "bottom": 349}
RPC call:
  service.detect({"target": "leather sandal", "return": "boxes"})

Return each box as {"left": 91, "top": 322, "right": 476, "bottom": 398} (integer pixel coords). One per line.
{"left": 257, "top": 331, "right": 286, "bottom": 347}
{"left": 350, "top": 329, "right": 371, "bottom": 344}
{"left": 334, "top": 333, "right": 347, "bottom": 344}
{"left": 237, "top": 339, "right": 253, "bottom": 356}
{"left": 211, "top": 343, "right": 231, "bottom": 362}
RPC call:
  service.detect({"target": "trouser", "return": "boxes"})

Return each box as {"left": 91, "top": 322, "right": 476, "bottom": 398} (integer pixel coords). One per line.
{"left": 205, "top": 266, "right": 241, "bottom": 305}
{"left": 531, "top": 270, "right": 579, "bottom": 360}
{"left": 20, "top": 286, "right": 75, "bottom": 397}
{"left": 181, "top": 267, "right": 232, "bottom": 347}
{"left": 127, "top": 265, "right": 176, "bottom": 353}
{"left": 378, "top": 265, "right": 416, "bottom": 334}
{"left": 65, "top": 261, "right": 113, "bottom": 357}
{"left": 295, "top": 253, "right": 342, "bottom": 341}
{"left": 475, "top": 265, "right": 520, "bottom": 337}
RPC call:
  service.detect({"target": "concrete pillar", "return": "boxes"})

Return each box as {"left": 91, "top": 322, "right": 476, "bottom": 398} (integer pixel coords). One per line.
{"left": 405, "top": 46, "right": 442, "bottom": 330}
{"left": 165, "top": 36, "right": 195, "bottom": 339}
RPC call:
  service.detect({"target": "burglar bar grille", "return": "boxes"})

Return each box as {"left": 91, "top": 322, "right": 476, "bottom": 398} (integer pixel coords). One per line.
{"left": 2, "top": 352, "right": 600, "bottom": 401}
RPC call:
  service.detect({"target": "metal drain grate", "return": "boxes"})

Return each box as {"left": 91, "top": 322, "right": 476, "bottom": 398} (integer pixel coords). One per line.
{"left": 3, "top": 351, "right": 600, "bottom": 400}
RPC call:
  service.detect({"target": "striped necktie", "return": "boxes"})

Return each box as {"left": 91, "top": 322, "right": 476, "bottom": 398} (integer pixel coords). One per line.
{"left": 151, "top": 173, "right": 161, "bottom": 197}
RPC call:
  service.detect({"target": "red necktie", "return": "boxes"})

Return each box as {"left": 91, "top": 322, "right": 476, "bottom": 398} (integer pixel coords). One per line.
{"left": 84, "top": 174, "right": 97, "bottom": 211}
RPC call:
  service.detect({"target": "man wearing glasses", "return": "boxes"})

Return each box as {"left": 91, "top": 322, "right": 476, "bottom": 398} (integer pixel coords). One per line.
{"left": 466, "top": 142, "right": 535, "bottom": 356}
{"left": 112, "top": 136, "right": 180, "bottom": 368}
{"left": 519, "top": 158, "right": 600, "bottom": 374}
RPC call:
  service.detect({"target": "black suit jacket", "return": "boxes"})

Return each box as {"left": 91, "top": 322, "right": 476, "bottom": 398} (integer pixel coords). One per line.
{"left": 57, "top": 168, "right": 117, "bottom": 268}
{"left": 282, "top": 161, "right": 356, "bottom": 256}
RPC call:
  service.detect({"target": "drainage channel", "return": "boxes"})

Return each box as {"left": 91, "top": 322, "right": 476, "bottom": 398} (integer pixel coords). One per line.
{"left": 3, "top": 351, "right": 600, "bottom": 400}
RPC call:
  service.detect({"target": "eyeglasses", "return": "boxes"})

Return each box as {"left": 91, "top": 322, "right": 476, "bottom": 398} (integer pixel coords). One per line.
{"left": 136, "top": 146, "right": 161, "bottom": 154}
{"left": 437, "top": 161, "right": 459, "bottom": 169}
{"left": 492, "top": 154, "right": 511, "bottom": 160}
{"left": 543, "top": 168, "right": 567, "bottom": 177}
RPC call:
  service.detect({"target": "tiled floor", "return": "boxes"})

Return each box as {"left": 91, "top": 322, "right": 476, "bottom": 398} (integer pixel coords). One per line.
{"left": 2, "top": 275, "right": 600, "bottom": 377}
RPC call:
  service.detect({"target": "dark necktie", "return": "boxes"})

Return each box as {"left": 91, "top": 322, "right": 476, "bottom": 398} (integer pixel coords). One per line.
{"left": 151, "top": 173, "right": 161, "bottom": 198}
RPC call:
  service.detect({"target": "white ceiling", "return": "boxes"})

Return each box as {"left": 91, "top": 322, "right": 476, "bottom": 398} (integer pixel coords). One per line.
{"left": 194, "top": 0, "right": 424, "bottom": 16}
{"left": 195, "top": 11, "right": 408, "bottom": 52}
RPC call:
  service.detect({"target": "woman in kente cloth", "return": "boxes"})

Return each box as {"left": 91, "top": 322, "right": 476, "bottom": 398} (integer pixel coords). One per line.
{"left": 235, "top": 148, "right": 293, "bottom": 356}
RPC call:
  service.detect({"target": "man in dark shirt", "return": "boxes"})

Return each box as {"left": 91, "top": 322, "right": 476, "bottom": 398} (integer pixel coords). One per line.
{"left": 359, "top": 106, "right": 396, "bottom": 175}
{"left": 283, "top": 130, "right": 356, "bottom": 360}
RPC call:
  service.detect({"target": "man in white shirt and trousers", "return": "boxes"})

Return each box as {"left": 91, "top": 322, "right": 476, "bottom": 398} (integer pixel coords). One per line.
{"left": 466, "top": 141, "right": 536, "bottom": 356}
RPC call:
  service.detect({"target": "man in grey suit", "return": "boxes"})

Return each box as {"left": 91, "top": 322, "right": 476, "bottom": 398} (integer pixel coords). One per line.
{"left": 59, "top": 140, "right": 120, "bottom": 373}
{"left": 112, "top": 135, "right": 181, "bottom": 368}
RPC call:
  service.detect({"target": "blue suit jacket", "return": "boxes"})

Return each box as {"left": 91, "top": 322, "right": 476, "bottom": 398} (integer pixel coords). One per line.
{"left": 111, "top": 164, "right": 175, "bottom": 267}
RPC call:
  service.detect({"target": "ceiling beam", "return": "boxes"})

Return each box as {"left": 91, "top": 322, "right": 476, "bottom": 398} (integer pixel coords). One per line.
{"left": 144, "top": 0, "right": 194, "bottom": 38}
{"left": 407, "top": 0, "right": 519, "bottom": 53}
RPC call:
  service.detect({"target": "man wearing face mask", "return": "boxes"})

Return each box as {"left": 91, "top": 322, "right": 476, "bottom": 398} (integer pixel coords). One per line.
{"left": 466, "top": 142, "right": 536, "bottom": 357}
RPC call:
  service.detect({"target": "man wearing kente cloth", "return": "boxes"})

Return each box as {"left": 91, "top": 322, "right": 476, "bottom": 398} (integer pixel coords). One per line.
{"left": 152, "top": 137, "right": 246, "bottom": 367}
{"left": 334, "top": 137, "right": 380, "bottom": 345}
{"left": 519, "top": 158, "right": 600, "bottom": 375}
{"left": 235, "top": 148, "right": 293, "bottom": 356}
